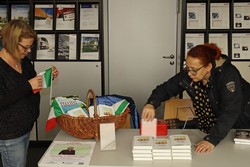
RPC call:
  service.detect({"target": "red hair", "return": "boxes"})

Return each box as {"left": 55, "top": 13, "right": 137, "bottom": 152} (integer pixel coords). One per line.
{"left": 187, "top": 43, "right": 221, "bottom": 66}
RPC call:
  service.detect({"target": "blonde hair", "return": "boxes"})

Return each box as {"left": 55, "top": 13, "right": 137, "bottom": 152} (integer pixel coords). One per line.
{"left": 1, "top": 20, "right": 37, "bottom": 60}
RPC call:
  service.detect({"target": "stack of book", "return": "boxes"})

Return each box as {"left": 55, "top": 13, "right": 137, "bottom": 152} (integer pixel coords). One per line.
{"left": 169, "top": 134, "right": 192, "bottom": 160}
{"left": 152, "top": 138, "right": 172, "bottom": 160}
{"left": 132, "top": 136, "right": 153, "bottom": 161}
{"left": 234, "top": 129, "right": 250, "bottom": 145}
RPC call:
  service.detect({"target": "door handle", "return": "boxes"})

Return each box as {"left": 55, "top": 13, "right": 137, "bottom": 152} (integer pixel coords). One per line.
{"left": 163, "top": 54, "right": 175, "bottom": 59}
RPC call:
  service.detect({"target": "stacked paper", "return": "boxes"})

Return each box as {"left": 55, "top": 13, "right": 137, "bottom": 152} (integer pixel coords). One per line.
{"left": 132, "top": 136, "right": 153, "bottom": 161}
{"left": 169, "top": 134, "right": 192, "bottom": 160}
{"left": 152, "top": 138, "right": 172, "bottom": 160}
{"left": 234, "top": 129, "right": 250, "bottom": 145}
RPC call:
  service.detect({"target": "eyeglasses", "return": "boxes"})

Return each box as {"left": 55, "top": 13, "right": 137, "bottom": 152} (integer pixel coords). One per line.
{"left": 18, "top": 43, "right": 35, "bottom": 52}
{"left": 183, "top": 65, "right": 205, "bottom": 76}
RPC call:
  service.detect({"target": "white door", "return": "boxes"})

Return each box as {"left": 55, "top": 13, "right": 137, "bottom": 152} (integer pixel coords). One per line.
{"left": 108, "top": 0, "right": 178, "bottom": 114}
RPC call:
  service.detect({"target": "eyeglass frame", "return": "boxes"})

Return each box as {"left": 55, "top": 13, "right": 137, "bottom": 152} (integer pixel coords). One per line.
{"left": 183, "top": 65, "right": 205, "bottom": 76}
{"left": 18, "top": 43, "right": 35, "bottom": 52}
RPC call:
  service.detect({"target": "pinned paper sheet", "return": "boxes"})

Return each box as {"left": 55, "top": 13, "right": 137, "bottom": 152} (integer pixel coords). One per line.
{"left": 100, "top": 123, "right": 116, "bottom": 151}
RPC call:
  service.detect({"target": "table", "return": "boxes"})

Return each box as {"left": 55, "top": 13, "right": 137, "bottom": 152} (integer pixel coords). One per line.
{"left": 38, "top": 129, "right": 250, "bottom": 167}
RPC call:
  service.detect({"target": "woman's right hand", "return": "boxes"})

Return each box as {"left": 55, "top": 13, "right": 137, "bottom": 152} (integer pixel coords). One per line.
{"left": 28, "top": 75, "right": 42, "bottom": 90}
{"left": 141, "top": 104, "right": 156, "bottom": 121}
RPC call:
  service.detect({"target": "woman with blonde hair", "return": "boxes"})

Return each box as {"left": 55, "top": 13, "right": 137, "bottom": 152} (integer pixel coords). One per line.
{"left": 0, "top": 20, "right": 59, "bottom": 167}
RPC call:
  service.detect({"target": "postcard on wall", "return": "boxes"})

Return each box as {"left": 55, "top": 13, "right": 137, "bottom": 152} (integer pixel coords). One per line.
{"left": 210, "top": 3, "right": 229, "bottom": 29}
{"left": 209, "top": 33, "right": 228, "bottom": 55}
{"left": 34, "top": 4, "right": 53, "bottom": 30}
{"left": 0, "top": 5, "right": 7, "bottom": 30}
{"left": 80, "top": 3, "right": 99, "bottom": 30}
{"left": 11, "top": 4, "right": 29, "bottom": 24}
{"left": 58, "top": 34, "right": 77, "bottom": 60}
{"left": 36, "top": 34, "right": 55, "bottom": 60}
{"left": 38, "top": 141, "right": 96, "bottom": 166}
{"left": 232, "top": 33, "right": 250, "bottom": 60}
{"left": 80, "top": 34, "right": 99, "bottom": 60}
{"left": 185, "top": 33, "right": 204, "bottom": 58}
{"left": 56, "top": 4, "right": 75, "bottom": 30}
{"left": 186, "top": 3, "right": 206, "bottom": 29}
{"left": 234, "top": 3, "right": 250, "bottom": 29}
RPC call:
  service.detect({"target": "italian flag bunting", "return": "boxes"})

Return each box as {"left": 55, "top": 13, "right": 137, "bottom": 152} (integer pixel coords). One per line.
{"left": 39, "top": 67, "right": 52, "bottom": 88}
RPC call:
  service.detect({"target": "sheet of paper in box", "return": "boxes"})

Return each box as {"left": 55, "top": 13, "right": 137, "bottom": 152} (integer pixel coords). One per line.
{"left": 38, "top": 141, "right": 96, "bottom": 166}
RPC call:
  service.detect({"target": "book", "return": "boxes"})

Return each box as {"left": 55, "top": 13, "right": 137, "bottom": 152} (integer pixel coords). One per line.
{"left": 133, "top": 157, "right": 152, "bottom": 161}
{"left": 133, "top": 153, "right": 153, "bottom": 158}
{"left": 152, "top": 138, "right": 171, "bottom": 153}
{"left": 172, "top": 156, "right": 192, "bottom": 160}
{"left": 88, "top": 100, "right": 129, "bottom": 117}
{"left": 234, "top": 130, "right": 250, "bottom": 143}
{"left": 153, "top": 156, "right": 172, "bottom": 160}
{"left": 169, "top": 134, "right": 191, "bottom": 149}
{"left": 152, "top": 152, "right": 171, "bottom": 156}
{"left": 172, "top": 152, "right": 192, "bottom": 156}
{"left": 67, "top": 107, "right": 88, "bottom": 117}
{"left": 172, "top": 149, "right": 191, "bottom": 153}
{"left": 133, "top": 136, "right": 154, "bottom": 150}
{"left": 132, "top": 149, "right": 152, "bottom": 154}
{"left": 234, "top": 141, "right": 250, "bottom": 145}
{"left": 140, "top": 118, "right": 157, "bottom": 139}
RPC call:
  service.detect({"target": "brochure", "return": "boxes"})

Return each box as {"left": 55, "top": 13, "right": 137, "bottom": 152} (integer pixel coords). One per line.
{"left": 38, "top": 141, "right": 96, "bottom": 166}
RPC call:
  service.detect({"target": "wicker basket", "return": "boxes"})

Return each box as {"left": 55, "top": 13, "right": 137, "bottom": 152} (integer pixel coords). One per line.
{"left": 56, "top": 89, "right": 130, "bottom": 140}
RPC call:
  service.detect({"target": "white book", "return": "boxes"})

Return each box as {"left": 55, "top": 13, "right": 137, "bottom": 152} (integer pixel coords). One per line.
{"left": 132, "top": 149, "right": 152, "bottom": 154}
{"left": 133, "top": 136, "right": 154, "bottom": 150}
{"left": 152, "top": 149, "right": 171, "bottom": 153}
{"left": 169, "top": 134, "right": 191, "bottom": 149}
{"left": 234, "top": 139, "right": 250, "bottom": 143}
{"left": 152, "top": 138, "right": 171, "bottom": 152}
{"left": 153, "top": 156, "right": 172, "bottom": 160}
{"left": 67, "top": 107, "right": 88, "bottom": 117}
{"left": 152, "top": 152, "right": 172, "bottom": 156}
{"left": 234, "top": 141, "right": 250, "bottom": 145}
{"left": 234, "top": 130, "right": 250, "bottom": 143}
{"left": 172, "top": 156, "right": 192, "bottom": 160}
{"left": 172, "top": 149, "right": 192, "bottom": 153}
{"left": 133, "top": 153, "right": 153, "bottom": 158}
{"left": 133, "top": 157, "right": 152, "bottom": 161}
{"left": 172, "top": 152, "right": 192, "bottom": 156}
{"left": 140, "top": 118, "right": 157, "bottom": 139}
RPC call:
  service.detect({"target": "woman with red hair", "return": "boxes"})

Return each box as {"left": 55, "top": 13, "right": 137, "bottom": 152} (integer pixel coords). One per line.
{"left": 142, "top": 43, "right": 250, "bottom": 153}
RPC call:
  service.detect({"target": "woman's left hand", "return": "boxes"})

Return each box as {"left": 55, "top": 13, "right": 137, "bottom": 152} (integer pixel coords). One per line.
{"left": 52, "top": 66, "right": 59, "bottom": 79}
{"left": 195, "top": 140, "right": 215, "bottom": 153}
